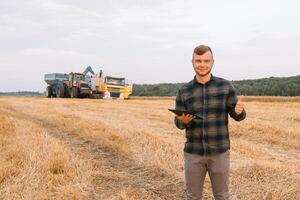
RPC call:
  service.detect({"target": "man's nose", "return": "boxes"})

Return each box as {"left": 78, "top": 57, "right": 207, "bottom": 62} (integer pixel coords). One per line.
{"left": 199, "top": 61, "right": 205, "bottom": 67}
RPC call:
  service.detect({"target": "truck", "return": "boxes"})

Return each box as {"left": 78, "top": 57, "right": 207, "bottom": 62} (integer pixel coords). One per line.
{"left": 85, "top": 67, "right": 132, "bottom": 99}
{"left": 90, "top": 73, "right": 131, "bottom": 99}
{"left": 44, "top": 66, "right": 133, "bottom": 99}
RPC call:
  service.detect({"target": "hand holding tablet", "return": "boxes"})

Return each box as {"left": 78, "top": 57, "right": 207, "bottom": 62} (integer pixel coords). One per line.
{"left": 168, "top": 109, "right": 203, "bottom": 119}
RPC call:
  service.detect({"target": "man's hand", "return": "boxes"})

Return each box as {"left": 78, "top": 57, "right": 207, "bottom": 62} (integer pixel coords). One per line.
{"left": 176, "top": 114, "right": 195, "bottom": 124}
{"left": 235, "top": 96, "right": 244, "bottom": 115}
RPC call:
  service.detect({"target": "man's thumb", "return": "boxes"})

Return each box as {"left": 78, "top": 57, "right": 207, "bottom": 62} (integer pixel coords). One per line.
{"left": 238, "top": 95, "right": 243, "bottom": 103}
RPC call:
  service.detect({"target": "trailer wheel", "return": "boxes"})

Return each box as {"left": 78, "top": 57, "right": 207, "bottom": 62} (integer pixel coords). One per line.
{"left": 45, "top": 86, "right": 52, "bottom": 98}
{"left": 64, "top": 85, "right": 70, "bottom": 98}
{"left": 70, "top": 87, "right": 78, "bottom": 98}
{"left": 56, "top": 85, "right": 65, "bottom": 98}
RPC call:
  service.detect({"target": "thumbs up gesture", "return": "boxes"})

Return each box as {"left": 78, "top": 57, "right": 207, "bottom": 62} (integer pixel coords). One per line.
{"left": 235, "top": 96, "right": 244, "bottom": 115}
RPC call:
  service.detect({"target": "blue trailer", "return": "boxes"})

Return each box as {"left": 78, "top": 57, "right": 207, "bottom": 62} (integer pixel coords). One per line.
{"left": 44, "top": 73, "right": 69, "bottom": 98}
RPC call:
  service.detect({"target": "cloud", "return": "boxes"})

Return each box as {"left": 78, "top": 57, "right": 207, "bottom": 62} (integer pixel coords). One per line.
{"left": 0, "top": 0, "right": 299, "bottom": 92}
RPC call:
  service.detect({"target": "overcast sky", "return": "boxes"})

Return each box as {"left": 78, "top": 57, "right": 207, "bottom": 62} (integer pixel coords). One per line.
{"left": 0, "top": 0, "right": 299, "bottom": 92}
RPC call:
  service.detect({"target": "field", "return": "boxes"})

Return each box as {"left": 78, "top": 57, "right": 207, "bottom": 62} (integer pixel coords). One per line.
{"left": 0, "top": 96, "right": 299, "bottom": 200}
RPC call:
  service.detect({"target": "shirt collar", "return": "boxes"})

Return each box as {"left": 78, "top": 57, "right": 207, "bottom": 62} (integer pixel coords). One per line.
{"left": 192, "top": 74, "right": 215, "bottom": 85}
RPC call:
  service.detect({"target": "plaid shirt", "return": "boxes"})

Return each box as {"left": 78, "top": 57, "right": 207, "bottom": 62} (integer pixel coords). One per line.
{"left": 174, "top": 75, "right": 246, "bottom": 155}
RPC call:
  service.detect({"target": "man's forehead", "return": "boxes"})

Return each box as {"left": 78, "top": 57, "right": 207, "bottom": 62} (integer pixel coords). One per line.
{"left": 193, "top": 51, "right": 213, "bottom": 59}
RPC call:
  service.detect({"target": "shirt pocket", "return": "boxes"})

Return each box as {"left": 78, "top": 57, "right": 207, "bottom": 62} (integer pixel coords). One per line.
{"left": 208, "top": 91, "right": 228, "bottom": 108}
{"left": 210, "top": 90, "right": 228, "bottom": 98}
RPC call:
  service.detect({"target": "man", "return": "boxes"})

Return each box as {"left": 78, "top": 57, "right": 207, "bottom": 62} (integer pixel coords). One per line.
{"left": 174, "top": 45, "right": 246, "bottom": 200}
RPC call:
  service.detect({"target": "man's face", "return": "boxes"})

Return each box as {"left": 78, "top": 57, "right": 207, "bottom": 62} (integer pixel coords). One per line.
{"left": 192, "top": 51, "right": 214, "bottom": 77}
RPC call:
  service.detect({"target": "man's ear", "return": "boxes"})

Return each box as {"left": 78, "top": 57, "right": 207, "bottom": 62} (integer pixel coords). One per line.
{"left": 191, "top": 53, "right": 195, "bottom": 64}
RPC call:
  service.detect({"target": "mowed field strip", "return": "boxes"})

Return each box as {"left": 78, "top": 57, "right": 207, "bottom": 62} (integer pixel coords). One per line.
{"left": 0, "top": 97, "right": 299, "bottom": 200}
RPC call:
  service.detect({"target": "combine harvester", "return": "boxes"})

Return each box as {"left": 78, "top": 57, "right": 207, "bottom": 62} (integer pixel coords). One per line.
{"left": 44, "top": 66, "right": 132, "bottom": 99}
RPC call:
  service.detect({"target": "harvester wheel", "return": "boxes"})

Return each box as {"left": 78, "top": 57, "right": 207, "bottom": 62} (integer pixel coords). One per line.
{"left": 90, "top": 94, "right": 101, "bottom": 99}
{"left": 70, "top": 87, "right": 78, "bottom": 98}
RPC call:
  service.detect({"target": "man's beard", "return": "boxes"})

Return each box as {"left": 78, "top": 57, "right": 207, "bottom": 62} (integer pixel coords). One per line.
{"left": 195, "top": 68, "right": 211, "bottom": 77}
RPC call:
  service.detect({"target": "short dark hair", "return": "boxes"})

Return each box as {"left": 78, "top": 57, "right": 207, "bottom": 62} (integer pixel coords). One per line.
{"left": 193, "top": 45, "right": 213, "bottom": 57}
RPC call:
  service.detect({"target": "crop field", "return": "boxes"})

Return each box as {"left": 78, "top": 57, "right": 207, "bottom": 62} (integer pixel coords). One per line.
{"left": 0, "top": 96, "right": 299, "bottom": 200}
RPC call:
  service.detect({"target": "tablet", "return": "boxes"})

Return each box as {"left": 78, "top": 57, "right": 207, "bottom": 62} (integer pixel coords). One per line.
{"left": 168, "top": 109, "right": 203, "bottom": 119}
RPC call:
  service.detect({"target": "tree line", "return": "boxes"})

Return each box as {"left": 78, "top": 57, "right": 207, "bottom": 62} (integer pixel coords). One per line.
{"left": 0, "top": 91, "right": 43, "bottom": 96}
{"left": 1, "top": 75, "right": 299, "bottom": 97}
{"left": 132, "top": 75, "right": 300, "bottom": 96}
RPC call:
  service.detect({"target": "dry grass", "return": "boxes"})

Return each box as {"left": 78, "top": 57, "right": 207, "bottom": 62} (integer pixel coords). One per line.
{"left": 0, "top": 101, "right": 93, "bottom": 200}
{"left": 0, "top": 96, "right": 299, "bottom": 199}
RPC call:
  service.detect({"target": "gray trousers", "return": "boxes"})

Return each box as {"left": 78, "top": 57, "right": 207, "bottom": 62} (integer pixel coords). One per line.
{"left": 184, "top": 150, "right": 230, "bottom": 200}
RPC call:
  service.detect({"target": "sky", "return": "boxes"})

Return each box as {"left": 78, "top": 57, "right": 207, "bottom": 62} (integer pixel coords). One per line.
{"left": 0, "top": 0, "right": 299, "bottom": 92}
